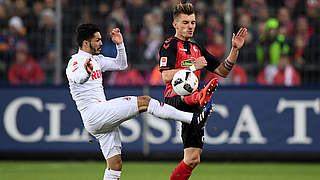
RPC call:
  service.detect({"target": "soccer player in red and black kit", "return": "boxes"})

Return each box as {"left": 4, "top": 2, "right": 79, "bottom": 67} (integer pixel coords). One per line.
{"left": 159, "top": 3, "right": 247, "bottom": 180}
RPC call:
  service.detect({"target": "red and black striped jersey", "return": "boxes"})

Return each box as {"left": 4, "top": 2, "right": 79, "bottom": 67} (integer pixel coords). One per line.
{"left": 158, "top": 37, "right": 220, "bottom": 97}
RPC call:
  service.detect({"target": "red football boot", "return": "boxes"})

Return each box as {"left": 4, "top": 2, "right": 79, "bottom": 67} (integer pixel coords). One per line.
{"left": 197, "top": 78, "right": 218, "bottom": 107}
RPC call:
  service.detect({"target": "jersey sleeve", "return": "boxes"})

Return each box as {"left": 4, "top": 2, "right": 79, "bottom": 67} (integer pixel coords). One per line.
{"left": 199, "top": 45, "right": 221, "bottom": 72}
{"left": 158, "top": 39, "right": 177, "bottom": 72}
{"left": 97, "top": 43, "right": 128, "bottom": 72}
{"left": 66, "top": 57, "right": 90, "bottom": 84}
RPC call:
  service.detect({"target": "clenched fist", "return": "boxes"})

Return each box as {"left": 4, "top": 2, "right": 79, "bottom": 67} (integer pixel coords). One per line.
{"left": 84, "top": 58, "right": 93, "bottom": 74}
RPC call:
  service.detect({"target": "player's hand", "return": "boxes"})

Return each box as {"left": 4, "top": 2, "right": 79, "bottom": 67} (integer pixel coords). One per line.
{"left": 232, "top": 27, "right": 247, "bottom": 50}
{"left": 110, "top": 28, "right": 123, "bottom": 45}
{"left": 194, "top": 56, "right": 207, "bottom": 70}
{"left": 84, "top": 58, "right": 93, "bottom": 74}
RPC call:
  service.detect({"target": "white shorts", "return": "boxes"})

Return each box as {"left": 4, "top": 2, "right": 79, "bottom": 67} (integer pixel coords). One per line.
{"left": 98, "top": 128, "right": 122, "bottom": 159}
{"left": 80, "top": 96, "right": 139, "bottom": 159}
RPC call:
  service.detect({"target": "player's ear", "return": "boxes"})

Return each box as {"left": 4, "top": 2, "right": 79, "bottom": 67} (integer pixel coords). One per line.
{"left": 172, "top": 21, "right": 177, "bottom": 29}
{"left": 83, "top": 40, "right": 89, "bottom": 47}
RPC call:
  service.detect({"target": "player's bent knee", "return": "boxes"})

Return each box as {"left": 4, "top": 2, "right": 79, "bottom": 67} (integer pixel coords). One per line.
{"left": 138, "top": 96, "right": 151, "bottom": 104}
{"left": 107, "top": 160, "right": 122, "bottom": 171}
{"left": 113, "top": 161, "right": 122, "bottom": 171}
{"left": 107, "top": 155, "right": 122, "bottom": 171}
{"left": 137, "top": 96, "right": 151, "bottom": 112}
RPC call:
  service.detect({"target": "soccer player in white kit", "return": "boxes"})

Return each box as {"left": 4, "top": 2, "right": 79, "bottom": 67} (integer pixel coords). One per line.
{"left": 66, "top": 24, "right": 215, "bottom": 180}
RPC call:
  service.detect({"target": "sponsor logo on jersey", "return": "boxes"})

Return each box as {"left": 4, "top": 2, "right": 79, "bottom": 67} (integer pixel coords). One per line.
{"left": 179, "top": 48, "right": 187, "bottom": 51}
{"left": 181, "top": 59, "right": 195, "bottom": 67}
{"left": 160, "top": 57, "right": 167, "bottom": 67}
{"left": 73, "top": 61, "right": 78, "bottom": 66}
{"left": 91, "top": 70, "right": 102, "bottom": 80}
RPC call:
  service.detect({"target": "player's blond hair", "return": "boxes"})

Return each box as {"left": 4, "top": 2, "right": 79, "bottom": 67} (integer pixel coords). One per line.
{"left": 173, "top": 2, "right": 195, "bottom": 20}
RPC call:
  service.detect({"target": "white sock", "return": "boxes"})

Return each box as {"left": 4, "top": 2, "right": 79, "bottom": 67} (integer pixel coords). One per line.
{"left": 147, "top": 98, "right": 193, "bottom": 124}
{"left": 103, "top": 168, "right": 121, "bottom": 180}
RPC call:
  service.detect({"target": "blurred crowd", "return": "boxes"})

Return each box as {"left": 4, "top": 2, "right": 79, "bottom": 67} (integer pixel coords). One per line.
{"left": 0, "top": 0, "right": 319, "bottom": 86}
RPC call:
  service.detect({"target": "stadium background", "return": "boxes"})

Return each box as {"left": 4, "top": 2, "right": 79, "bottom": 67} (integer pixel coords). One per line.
{"left": 1, "top": 0, "right": 320, "bottom": 179}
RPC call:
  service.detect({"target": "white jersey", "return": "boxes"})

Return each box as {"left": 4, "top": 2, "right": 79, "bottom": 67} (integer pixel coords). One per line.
{"left": 66, "top": 43, "right": 128, "bottom": 111}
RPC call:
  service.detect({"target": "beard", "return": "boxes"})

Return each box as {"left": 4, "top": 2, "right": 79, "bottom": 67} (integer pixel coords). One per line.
{"left": 90, "top": 43, "right": 102, "bottom": 55}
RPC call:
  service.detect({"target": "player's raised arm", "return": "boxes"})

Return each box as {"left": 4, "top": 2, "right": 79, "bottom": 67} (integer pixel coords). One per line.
{"left": 66, "top": 58, "right": 92, "bottom": 84}
{"left": 214, "top": 27, "right": 248, "bottom": 77}
{"left": 99, "top": 28, "right": 128, "bottom": 72}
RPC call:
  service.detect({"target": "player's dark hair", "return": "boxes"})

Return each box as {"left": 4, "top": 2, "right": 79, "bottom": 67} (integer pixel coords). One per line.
{"left": 76, "top": 23, "right": 101, "bottom": 48}
{"left": 173, "top": 2, "right": 195, "bottom": 20}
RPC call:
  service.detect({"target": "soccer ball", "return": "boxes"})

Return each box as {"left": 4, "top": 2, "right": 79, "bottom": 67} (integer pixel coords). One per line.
{"left": 172, "top": 69, "right": 199, "bottom": 96}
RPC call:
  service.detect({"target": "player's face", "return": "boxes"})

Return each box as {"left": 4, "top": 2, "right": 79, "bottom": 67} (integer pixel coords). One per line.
{"left": 173, "top": 14, "right": 196, "bottom": 41}
{"left": 89, "top": 32, "right": 103, "bottom": 55}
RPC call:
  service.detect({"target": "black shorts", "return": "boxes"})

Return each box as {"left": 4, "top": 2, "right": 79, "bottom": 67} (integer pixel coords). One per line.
{"left": 164, "top": 96, "right": 205, "bottom": 149}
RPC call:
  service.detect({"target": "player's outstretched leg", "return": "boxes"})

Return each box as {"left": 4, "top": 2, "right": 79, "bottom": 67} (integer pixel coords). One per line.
{"left": 141, "top": 96, "right": 212, "bottom": 124}
{"left": 196, "top": 78, "right": 218, "bottom": 107}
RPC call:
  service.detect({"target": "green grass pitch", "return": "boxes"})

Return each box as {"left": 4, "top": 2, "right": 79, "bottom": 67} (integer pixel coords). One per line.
{"left": 1, "top": 161, "right": 320, "bottom": 180}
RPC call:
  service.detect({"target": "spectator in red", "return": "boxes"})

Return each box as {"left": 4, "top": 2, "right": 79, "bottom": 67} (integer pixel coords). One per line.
{"left": 257, "top": 55, "right": 300, "bottom": 86}
{"left": 8, "top": 41, "right": 44, "bottom": 85}
{"left": 273, "top": 55, "right": 301, "bottom": 86}
{"left": 257, "top": 64, "right": 277, "bottom": 86}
